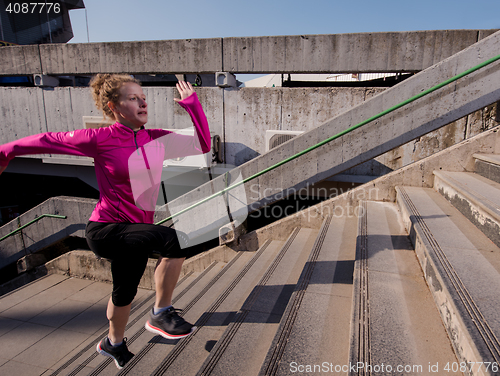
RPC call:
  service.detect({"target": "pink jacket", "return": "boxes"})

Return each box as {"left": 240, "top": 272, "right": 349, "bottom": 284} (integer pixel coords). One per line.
{"left": 0, "top": 93, "right": 211, "bottom": 224}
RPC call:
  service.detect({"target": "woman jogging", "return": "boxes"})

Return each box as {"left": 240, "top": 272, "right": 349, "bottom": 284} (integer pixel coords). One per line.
{"left": 0, "top": 74, "right": 211, "bottom": 369}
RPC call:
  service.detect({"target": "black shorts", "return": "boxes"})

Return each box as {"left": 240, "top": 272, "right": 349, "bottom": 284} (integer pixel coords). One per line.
{"left": 85, "top": 221, "right": 185, "bottom": 306}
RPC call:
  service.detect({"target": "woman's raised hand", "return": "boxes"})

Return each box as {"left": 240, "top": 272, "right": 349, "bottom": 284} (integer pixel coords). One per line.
{"left": 174, "top": 81, "right": 195, "bottom": 102}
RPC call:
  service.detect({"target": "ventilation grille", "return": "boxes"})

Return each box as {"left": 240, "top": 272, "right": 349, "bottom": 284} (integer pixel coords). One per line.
{"left": 265, "top": 130, "right": 304, "bottom": 152}
{"left": 269, "top": 134, "right": 297, "bottom": 149}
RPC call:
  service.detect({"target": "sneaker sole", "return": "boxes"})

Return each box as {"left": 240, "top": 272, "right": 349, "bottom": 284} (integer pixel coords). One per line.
{"left": 145, "top": 320, "right": 196, "bottom": 340}
{"left": 96, "top": 341, "right": 123, "bottom": 370}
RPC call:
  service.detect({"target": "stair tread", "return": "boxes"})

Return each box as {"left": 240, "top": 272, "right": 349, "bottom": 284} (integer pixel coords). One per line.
{"left": 352, "top": 201, "right": 459, "bottom": 373}
{"left": 434, "top": 170, "right": 500, "bottom": 215}
{"left": 153, "top": 239, "right": 285, "bottom": 376}
{"left": 119, "top": 249, "right": 265, "bottom": 376}
{"left": 397, "top": 186, "right": 500, "bottom": 366}
{"left": 434, "top": 170, "right": 500, "bottom": 248}
{"left": 473, "top": 153, "right": 500, "bottom": 166}
{"left": 54, "top": 262, "right": 226, "bottom": 376}
{"left": 0, "top": 274, "right": 69, "bottom": 312}
{"left": 197, "top": 227, "right": 318, "bottom": 376}
{"left": 399, "top": 186, "right": 500, "bottom": 301}
{"left": 259, "top": 214, "right": 357, "bottom": 376}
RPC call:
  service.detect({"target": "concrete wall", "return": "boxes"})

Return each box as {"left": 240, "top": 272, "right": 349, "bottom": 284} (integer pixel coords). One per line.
{"left": 0, "top": 85, "right": 385, "bottom": 166}
{"left": 1, "top": 30, "right": 497, "bottom": 76}
{"left": 2, "top": 29, "right": 498, "bottom": 169}
{"left": 348, "top": 103, "right": 499, "bottom": 179}
{"left": 2, "top": 82, "right": 497, "bottom": 174}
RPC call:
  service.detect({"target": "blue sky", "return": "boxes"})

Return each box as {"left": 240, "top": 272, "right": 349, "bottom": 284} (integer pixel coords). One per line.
{"left": 68, "top": 0, "right": 500, "bottom": 44}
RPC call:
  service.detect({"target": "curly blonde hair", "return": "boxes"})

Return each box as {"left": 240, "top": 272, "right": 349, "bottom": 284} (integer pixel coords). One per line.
{"left": 89, "top": 74, "right": 141, "bottom": 120}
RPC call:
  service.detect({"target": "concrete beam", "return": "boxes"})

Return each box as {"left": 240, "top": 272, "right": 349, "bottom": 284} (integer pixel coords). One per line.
{"left": 0, "top": 44, "right": 42, "bottom": 75}
{"left": 1, "top": 30, "right": 498, "bottom": 76}
{"left": 224, "top": 30, "right": 496, "bottom": 73}
{"left": 0, "top": 38, "right": 223, "bottom": 76}
{"left": 39, "top": 38, "right": 223, "bottom": 75}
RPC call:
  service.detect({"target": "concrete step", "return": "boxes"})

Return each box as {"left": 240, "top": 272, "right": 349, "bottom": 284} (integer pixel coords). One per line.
{"left": 52, "top": 262, "right": 226, "bottom": 376}
{"left": 396, "top": 186, "right": 500, "bottom": 374}
{"left": 0, "top": 274, "right": 148, "bottom": 376}
{"left": 433, "top": 170, "right": 500, "bottom": 247}
{"left": 258, "top": 214, "right": 357, "bottom": 376}
{"left": 474, "top": 153, "right": 500, "bottom": 184}
{"left": 349, "top": 200, "right": 459, "bottom": 376}
{"left": 146, "top": 239, "right": 286, "bottom": 376}
{"left": 116, "top": 247, "right": 268, "bottom": 376}
{"left": 196, "top": 227, "right": 319, "bottom": 376}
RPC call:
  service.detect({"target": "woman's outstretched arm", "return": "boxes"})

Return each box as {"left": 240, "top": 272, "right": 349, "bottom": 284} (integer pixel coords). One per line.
{"left": 0, "top": 128, "right": 99, "bottom": 172}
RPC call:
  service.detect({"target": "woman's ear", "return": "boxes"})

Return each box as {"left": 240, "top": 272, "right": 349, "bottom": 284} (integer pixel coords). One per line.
{"left": 107, "top": 101, "right": 116, "bottom": 112}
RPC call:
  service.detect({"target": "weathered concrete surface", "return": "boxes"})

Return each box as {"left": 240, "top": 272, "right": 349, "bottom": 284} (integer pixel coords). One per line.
{"left": 223, "top": 30, "right": 498, "bottom": 73}
{"left": 0, "top": 274, "right": 152, "bottom": 375}
{"left": 44, "top": 244, "right": 237, "bottom": 291}
{"left": 474, "top": 153, "right": 500, "bottom": 184}
{"left": 0, "top": 44, "right": 41, "bottom": 75}
{"left": 1, "top": 30, "right": 497, "bottom": 76}
{"left": 154, "top": 30, "right": 500, "bottom": 241}
{"left": 0, "top": 196, "right": 96, "bottom": 270}
{"left": 0, "top": 39, "right": 223, "bottom": 76}
{"left": 356, "top": 102, "right": 499, "bottom": 176}
{"left": 433, "top": 171, "right": 500, "bottom": 248}
{"left": 349, "top": 201, "right": 460, "bottom": 375}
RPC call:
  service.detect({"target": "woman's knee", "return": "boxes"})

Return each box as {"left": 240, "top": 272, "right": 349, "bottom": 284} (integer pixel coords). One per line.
{"left": 111, "top": 289, "right": 137, "bottom": 307}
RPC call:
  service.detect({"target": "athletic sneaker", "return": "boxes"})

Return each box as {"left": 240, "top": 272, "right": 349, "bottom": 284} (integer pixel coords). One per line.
{"left": 145, "top": 307, "right": 195, "bottom": 339}
{"left": 96, "top": 337, "right": 134, "bottom": 369}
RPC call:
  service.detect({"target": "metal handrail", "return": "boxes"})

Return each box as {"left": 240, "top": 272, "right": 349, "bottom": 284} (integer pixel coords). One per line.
{"left": 0, "top": 214, "right": 67, "bottom": 242}
{"left": 156, "top": 53, "right": 500, "bottom": 225}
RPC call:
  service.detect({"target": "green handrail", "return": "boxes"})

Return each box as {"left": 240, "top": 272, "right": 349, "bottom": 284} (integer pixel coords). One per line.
{"left": 156, "top": 53, "right": 500, "bottom": 225}
{"left": 0, "top": 214, "right": 67, "bottom": 242}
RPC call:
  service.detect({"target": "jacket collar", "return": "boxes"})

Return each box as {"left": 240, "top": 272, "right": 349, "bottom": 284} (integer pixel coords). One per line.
{"left": 113, "top": 122, "right": 146, "bottom": 133}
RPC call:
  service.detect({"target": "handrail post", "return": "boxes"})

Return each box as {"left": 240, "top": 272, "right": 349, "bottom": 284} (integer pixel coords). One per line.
{"left": 17, "top": 216, "right": 26, "bottom": 250}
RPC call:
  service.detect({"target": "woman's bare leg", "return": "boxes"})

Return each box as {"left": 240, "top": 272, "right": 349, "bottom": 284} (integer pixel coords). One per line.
{"left": 154, "top": 257, "right": 185, "bottom": 308}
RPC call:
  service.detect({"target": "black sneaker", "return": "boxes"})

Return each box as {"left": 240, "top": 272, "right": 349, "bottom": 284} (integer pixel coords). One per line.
{"left": 96, "top": 337, "right": 134, "bottom": 369}
{"left": 145, "top": 307, "right": 195, "bottom": 339}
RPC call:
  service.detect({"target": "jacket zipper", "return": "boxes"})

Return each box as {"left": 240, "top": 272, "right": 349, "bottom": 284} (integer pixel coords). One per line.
{"left": 134, "top": 131, "right": 140, "bottom": 154}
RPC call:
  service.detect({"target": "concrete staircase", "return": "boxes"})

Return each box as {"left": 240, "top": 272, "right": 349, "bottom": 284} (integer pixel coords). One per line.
{"left": 2, "top": 30, "right": 500, "bottom": 376}
{"left": 3, "top": 144, "right": 500, "bottom": 375}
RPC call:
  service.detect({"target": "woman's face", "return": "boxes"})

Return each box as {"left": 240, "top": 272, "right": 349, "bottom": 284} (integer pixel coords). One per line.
{"left": 110, "top": 82, "right": 148, "bottom": 130}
